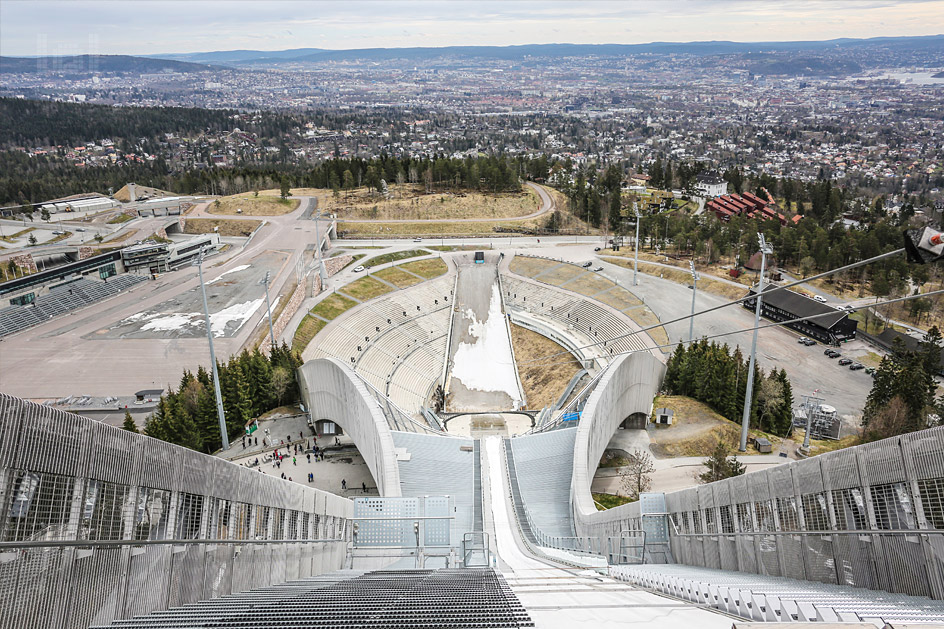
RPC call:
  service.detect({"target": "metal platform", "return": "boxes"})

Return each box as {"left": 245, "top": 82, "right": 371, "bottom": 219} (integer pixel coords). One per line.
{"left": 93, "top": 568, "right": 533, "bottom": 628}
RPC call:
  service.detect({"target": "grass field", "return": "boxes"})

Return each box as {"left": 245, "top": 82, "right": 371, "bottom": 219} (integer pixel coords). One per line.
{"left": 292, "top": 315, "right": 327, "bottom": 353}
{"left": 340, "top": 276, "right": 395, "bottom": 302}
{"left": 363, "top": 249, "right": 427, "bottom": 268}
{"left": 183, "top": 218, "right": 263, "bottom": 237}
{"left": 206, "top": 194, "right": 299, "bottom": 216}
{"left": 510, "top": 323, "right": 581, "bottom": 409}
{"left": 648, "top": 395, "right": 786, "bottom": 458}
{"left": 603, "top": 257, "right": 747, "bottom": 301}
{"left": 106, "top": 213, "right": 135, "bottom": 224}
{"left": 0, "top": 227, "right": 34, "bottom": 243}
{"left": 312, "top": 293, "right": 358, "bottom": 320}
{"left": 428, "top": 245, "right": 483, "bottom": 252}
{"left": 400, "top": 258, "right": 448, "bottom": 279}
{"left": 509, "top": 256, "right": 558, "bottom": 277}
{"left": 373, "top": 266, "right": 424, "bottom": 289}
{"left": 338, "top": 218, "right": 548, "bottom": 237}
{"left": 321, "top": 184, "right": 540, "bottom": 221}
{"left": 595, "top": 287, "right": 643, "bottom": 311}
{"left": 592, "top": 493, "right": 635, "bottom": 510}
{"left": 100, "top": 229, "right": 139, "bottom": 245}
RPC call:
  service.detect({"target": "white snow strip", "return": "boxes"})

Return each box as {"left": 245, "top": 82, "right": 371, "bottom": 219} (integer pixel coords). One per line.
{"left": 206, "top": 264, "right": 251, "bottom": 284}
{"left": 209, "top": 298, "right": 264, "bottom": 337}
{"left": 450, "top": 284, "right": 520, "bottom": 402}
{"left": 139, "top": 312, "right": 202, "bottom": 332}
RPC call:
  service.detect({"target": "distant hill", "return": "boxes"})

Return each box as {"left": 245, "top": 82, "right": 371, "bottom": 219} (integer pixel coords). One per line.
{"left": 749, "top": 57, "right": 862, "bottom": 76}
{"left": 934, "top": 70, "right": 944, "bottom": 78}
{"left": 0, "top": 55, "right": 218, "bottom": 75}
{"left": 147, "top": 35, "right": 944, "bottom": 67}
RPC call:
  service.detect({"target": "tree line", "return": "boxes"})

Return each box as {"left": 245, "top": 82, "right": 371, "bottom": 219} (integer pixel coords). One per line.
{"left": 663, "top": 340, "right": 795, "bottom": 437}
{"left": 128, "top": 344, "right": 303, "bottom": 453}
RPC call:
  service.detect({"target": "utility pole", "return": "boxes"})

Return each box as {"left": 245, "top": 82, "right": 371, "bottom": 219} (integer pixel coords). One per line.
{"left": 261, "top": 271, "right": 276, "bottom": 351}
{"left": 633, "top": 203, "right": 641, "bottom": 286}
{"left": 740, "top": 233, "right": 772, "bottom": 452}
{"left": 194, "top": 249, "right": 229, "bottom": 451}
{"left": 688, "top": 261, "right": 700, "bottom": 343}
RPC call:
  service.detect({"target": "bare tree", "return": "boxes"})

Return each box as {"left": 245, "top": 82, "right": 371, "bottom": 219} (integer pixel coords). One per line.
{"left": 270, "top": 367, "right": 292, "bottom": 406}
{"left": 618, "top": 449, "right": 655, "bottom": 501}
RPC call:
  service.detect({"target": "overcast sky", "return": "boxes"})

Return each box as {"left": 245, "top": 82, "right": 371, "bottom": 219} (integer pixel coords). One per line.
{"left": 1, "top": 0, "right": 943, "bottom": 57}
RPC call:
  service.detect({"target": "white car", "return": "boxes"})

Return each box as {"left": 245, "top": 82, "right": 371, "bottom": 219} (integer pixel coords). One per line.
{"left": 353, "top": 265, "right": 365, "bottom": 272}
{"left": 813, "top": 295, "right": 828, "bottom": 303}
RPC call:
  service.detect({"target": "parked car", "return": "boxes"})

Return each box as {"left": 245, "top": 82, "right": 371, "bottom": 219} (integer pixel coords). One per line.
{"left": 813, "top": 295, "right": 828, "bottom": 303}
{"left": 797, "top": 337, "right": 810, "bottom": 344}
{"left": 802, "top": 339, "right": 817, "bottom": 346}
{"left": 413, "top": 238, "right": 422, "bottom": 242}
{"left": 838, "top": 358, "right": 853, "bottom": 366}
{"left": 823, "top": 348, "right": 835, "bottom": 356}
{"left": 864, "top": 367, "right": 876, "bottom": 375}
{"left": 849, "top": 363, "right": 865, "bottom": 371}
{"left": 593, "top": 266, "right": 603, "bottom": 272}
{"left": 593, "top": 247, "right": 601, "bottom": 252}
{"left": 826, "top": 350, "right": 841, "bottom": 359}
{"left": 353, "top": 265, "right": 365, "bottom": 272}
{"left": 582, "top": 261, "right": 593, "bottom": 268}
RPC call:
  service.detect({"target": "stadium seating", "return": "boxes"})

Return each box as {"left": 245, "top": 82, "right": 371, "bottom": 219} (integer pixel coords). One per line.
{"left": 309, "top": 275, "right": 453, "bottom": 414}
{"left": 0, "top": 275, "right": 147, "bottom": 338}
{"left": 501, "top": 274, "right": 650, "bottom": 356}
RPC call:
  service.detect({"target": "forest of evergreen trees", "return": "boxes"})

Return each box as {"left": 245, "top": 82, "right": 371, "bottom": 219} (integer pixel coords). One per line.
{"left": 663, "top": 340, "right": 795, "bottom": 437}
{"left": 141, "top": 344, "right": 302, "bottom": 454}
{"left": 0, "top": 98, "right": 243, "bottom": 148}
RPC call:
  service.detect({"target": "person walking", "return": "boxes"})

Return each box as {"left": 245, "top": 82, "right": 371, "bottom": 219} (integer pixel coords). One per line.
{"left": 292, "top": 456, "right": 297, "bottom": 466}
{"left": 362, "top": 481, "right": 367, "bottom": 494}
{"left": 307, "top": 453, "right": 311, "bottom": 463}
{"left": 341, "top": 479, "right": 346, "bottom": 491}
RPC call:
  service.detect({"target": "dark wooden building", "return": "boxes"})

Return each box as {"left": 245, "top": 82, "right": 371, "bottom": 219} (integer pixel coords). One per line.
{"left": 744, "top": 285, "right": 857, "bottom": 344}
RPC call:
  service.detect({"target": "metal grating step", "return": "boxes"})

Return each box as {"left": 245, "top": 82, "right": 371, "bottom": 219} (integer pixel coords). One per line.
{"left": 93, "top": 568, "right": 533, "bottom": 628}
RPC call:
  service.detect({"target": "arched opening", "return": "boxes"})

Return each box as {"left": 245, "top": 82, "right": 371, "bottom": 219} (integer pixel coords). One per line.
{"left": 620, "top": 411, "right": 649, "bottom": 430}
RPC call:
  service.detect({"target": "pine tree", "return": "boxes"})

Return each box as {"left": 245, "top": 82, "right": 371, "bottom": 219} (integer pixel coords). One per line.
{"left": 122, "top": 411, "right": 139, "bottom": 433}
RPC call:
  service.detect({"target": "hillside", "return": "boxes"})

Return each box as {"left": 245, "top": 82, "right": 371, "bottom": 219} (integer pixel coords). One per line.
{"left": 0, "top": 55, "right": 217, "bottom": 75}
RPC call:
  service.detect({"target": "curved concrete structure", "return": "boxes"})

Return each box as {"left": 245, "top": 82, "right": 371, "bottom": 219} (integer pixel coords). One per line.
{"left": 298, "top": 358, "right": 402, "bottom": 497}
{"left": 570, "top": 352, "right": 665, "bottom": 537}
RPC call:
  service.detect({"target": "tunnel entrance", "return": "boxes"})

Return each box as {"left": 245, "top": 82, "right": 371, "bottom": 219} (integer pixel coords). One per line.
{"left": 620, "top": 411, "right": 649, "bottom": 430}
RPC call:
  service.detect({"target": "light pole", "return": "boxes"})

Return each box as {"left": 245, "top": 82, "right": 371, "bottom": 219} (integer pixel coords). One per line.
{"left": 633, "top": 203, "right": 641, "bottom": 286}
{"left": 193, "top": 248, "right": 229, "bottom": 451}
{"left": 739, "top": 233, "right": 773, "bottom": 452}
{"left": 261, "top": 271, "right": 276, "bottom": 351}
{"left": 688, "top": 261, "right": 700, "bottom": 343}
{"left": 313, "top": 206, "right": 327, "bottom": 288}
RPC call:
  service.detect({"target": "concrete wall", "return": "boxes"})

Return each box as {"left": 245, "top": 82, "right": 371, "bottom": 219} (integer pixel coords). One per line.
{"left": 571, "top": 352, "right": 665, "bottom": 537}
{"left": 324, "top": 254, "right": 353, "bottom": 277}
{"left": 297, "top": 358, "right": 402, "bottom": 497}
{"left": 260, "top": 281, "right": 306, "bottom": 355}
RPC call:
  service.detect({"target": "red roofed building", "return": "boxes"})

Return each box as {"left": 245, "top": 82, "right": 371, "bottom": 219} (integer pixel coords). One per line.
{"left": 708, "top": 191, "right": 793, "bottom": 226}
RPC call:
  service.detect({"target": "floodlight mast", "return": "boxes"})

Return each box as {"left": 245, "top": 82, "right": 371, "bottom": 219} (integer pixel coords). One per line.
{"left": 688, "top": 261, "right": 700, "bottom": 343}
{"left": 194, "top": 248, "right": 229, "bottom": 450}
{"left": 739, "top": 233, "right": 772, "bottom": 452}
{"left": 262, "top": 271, "right": 276, "bottom": 350}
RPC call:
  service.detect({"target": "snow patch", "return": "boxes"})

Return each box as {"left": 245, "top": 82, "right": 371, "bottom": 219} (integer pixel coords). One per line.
{"left": 450, "top": 284, "right": 521, "bottom": 403}
{"left": 139, "top": 312, "right": 201, "bottom": 333}
{"left": 206, "top": 264, "right": 250, "bottom": 284}
{"left": 208, "top": 298, "right": 264, "bottom": 337}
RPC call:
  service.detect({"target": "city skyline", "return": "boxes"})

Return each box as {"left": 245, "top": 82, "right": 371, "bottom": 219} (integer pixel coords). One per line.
{"left": 2, "top": 0, "right": 943, "bottom": 57}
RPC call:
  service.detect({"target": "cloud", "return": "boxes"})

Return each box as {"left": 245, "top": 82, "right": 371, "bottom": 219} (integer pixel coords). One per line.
{"left": 1, "top": 0, "right": 942, "bottom": 56}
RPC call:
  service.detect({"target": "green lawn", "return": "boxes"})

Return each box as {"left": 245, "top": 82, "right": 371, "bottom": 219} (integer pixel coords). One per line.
{"left": 292, "top": 315, "right": 327, "bottom": 353}
{"left": 340, "top": 276, "right": 395, "bottom": 301}
{"left": 593, "top": 493, "right": 636, "bottom": 510}
{"left": 106, "top": 213, "right": 135, "bottom": 224}
{"left": 373, "top": 266, "right": 424, "bottom": 288}
{"left": 363, "top": 249, "right": 427, "bottom": 268}
{"left": 399, "top": 258, "right": 448, "bottom": 279}
{"left": 311, "top": 293, "right": 357, "bottom": 319}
